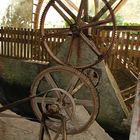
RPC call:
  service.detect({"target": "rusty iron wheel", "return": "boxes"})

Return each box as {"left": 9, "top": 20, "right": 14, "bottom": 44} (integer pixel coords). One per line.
{"left": 40, "top": 0, "right": 116, "bottom": 69}
{"left": 83, "top": 67, "right": 100, "bottom": 87}
{"left": 41, "top": 88, "right": 76, "bottom": 121}
{"left": 30, "top": 65, "right": 99, "bottom": 134}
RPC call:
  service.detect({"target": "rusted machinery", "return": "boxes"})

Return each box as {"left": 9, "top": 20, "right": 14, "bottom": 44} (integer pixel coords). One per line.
{"left": 0, "top": 0, "right": 116, "bottom": 139}
{"left": 33, "top": 0, "right": 116, "bottom": 139}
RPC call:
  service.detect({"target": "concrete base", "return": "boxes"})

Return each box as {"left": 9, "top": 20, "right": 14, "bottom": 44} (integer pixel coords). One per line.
{"left": 0, "top": 105, "right": 113, "bottom": 140}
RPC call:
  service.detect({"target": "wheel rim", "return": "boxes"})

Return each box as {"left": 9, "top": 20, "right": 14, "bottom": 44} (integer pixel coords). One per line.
{"left": 30, "top": 65, "right": 99, "bottom": 134}
{"left": 40, "top": 0, "right": 116, "bottom": 68}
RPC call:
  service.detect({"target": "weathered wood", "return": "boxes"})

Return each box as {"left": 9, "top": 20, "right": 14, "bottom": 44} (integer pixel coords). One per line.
{"left": 97, "top": 26, "right": 140, "bottom": 74}
{"left": 97, "top": 26, "right": 140, "bottom": 31}
{"left": 0, "top": 26, "right": 139, "bottom": 73}
{"left": 113, "top": 0, "right": 128, "bottom": 14}
{"left": 130, "top": 75, "right": 140, "bottom": 140}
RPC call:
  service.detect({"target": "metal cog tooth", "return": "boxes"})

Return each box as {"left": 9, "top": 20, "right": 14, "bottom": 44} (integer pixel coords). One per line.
{"left": 33, "top": 0, "right": 44, "bottom": 30}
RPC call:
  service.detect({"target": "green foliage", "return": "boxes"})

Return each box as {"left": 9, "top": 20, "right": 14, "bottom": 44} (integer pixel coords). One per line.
{"left": 115, "top": 14, "right": 124, "bottom": 25}
{"left": 1, "top": 0, "right": 32, "bottom": 28}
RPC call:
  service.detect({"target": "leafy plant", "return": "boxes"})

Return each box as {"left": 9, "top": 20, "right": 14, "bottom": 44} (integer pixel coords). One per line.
{"left": 1, "top": 0, "right": 32, "bottom": 28}
{"left": 115, "top": 14, "right": 124, "bottom": 25}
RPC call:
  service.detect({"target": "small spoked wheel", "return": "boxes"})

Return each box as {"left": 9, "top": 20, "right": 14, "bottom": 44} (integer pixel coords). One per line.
{"left": 40, "top": 0, "right": 116, "bottom": 68}
{"left": 83, "top": 67, "right": 100, "bottom": 87}
{"left": 30, "top": 65, "right": 99, "bottom": 134}
{"left": 41, "top": 88, "right": 76, "bottom": 121}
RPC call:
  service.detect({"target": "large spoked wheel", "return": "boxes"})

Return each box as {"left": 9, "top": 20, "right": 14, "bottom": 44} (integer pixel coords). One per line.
{"left": 40, "top": 0, "right": 116, "bottom": 69}
{"left": 30, "top": 65, "right": 98, "bottom": 134}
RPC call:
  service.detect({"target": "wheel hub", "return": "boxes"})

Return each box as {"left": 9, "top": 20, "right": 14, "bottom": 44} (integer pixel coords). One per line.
{"left": 48, "top": 104, "right": 60, "bottom": 114}
{"left": 70, "top": 24, "right": 80, "bottom": 36}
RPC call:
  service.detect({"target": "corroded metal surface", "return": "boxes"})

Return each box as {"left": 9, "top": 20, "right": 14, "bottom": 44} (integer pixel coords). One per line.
{"left": 0, "top": 0, "right": 117, "bottom": 139}
{"left": 40, "top": 0, "right": 116, "bottom": 68}
{"left": 30, "top": 65, "right": 99, "bottom": 135}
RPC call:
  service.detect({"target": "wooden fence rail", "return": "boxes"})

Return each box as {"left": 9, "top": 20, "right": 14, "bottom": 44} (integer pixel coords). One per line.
{"left": 0, "top": 26, "right": 139, "bottom": 74}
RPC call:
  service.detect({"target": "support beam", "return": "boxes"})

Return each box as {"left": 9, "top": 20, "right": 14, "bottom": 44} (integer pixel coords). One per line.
{"left": 130, "top": 75, "right": 140, "bottom": 140}
{"left": 113, "top": 0, "right": 128, "bottom": 14}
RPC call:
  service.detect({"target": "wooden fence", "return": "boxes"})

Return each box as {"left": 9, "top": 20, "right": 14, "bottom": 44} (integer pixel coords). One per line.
{"left": 0, "top": 27, "right": 43, "bottom": 61}
{"left": 0, "top": 27, "right": 65, "bottom": 63}
{"left": 0, "top": 26, "right": 139, "bottom": 74}
{"left": 97, "top": 26, "right": 140, "bottom": 76}
{"left": 0, "top": 26, "right": 139, "bottom": 112}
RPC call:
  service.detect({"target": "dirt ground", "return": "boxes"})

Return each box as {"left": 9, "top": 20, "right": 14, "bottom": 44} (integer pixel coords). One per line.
{"left": 0, "top": 105, "right": 113, "bottom": 140}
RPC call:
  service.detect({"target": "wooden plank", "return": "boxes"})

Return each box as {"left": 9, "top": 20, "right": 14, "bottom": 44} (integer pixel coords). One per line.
{"left": 130, "top": 75, "right": 140, "bottom": 140}
{"left": 30, "top": 29, "right": 34, "bottom": 60}
{"left": 97, "top": 26, "right": 140, "bottom": 31}
{"left": 23, "top": 28, "right": 27, "bottom": 59}
{"left": 123, "top": 32, "right": 130, "bottom": 66}
{"left": 27, "top": 28, "right": 31, "bottom": 59}
{"left": 26, "top": 29, "right": 31, "bottom": 60}
{"left": 7, "top": 28, "right": 11, "bottom": 57}
{"left": 3, "top": 27, "right": 6, "bottom": 56}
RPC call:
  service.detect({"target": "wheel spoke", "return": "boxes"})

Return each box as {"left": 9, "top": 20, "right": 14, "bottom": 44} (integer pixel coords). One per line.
{"left": 92, "top": 0, "right": 116, "bottom": 21}
{"left": 35, "top": 97, "right": 57, "bottom": 104}
{"left": 65, "top": 36, "right": 74, "bottom": 64}
{"left": 56, "top": 0, "right": 76, "bottom": 21}
{"left": 52, "top": 3, "right": 72, "bottom": 25}
{"left": 44, "top": 123, "right": 52, "bottom": 140}
{"left": 81, "top": 18, "right": 112, "bottom": 30}
{"left": 45, "top": 73, "right": 61, "bottom": 98}
{"left": 74, "top": 99, "right": 93, "bottom": 107}
{"left": 66, "top": 75, "right": 80, "bottom": 94}
{"left": 64, "top": 107, "right": 79, "bottom": 128}
{"left": 54, "top": 123, "right": 63, "bottom": 140}
{"left": 64, "top": 107, "right": 73, "bottom": 119}
{"left": 71, "top": 83, "right": 84, "bottom": 96}
{"left": 65, "top": 36, "right": 79, "bottom": 64}
{"left": 80, "top": 32, "right": 101, "bottom": 57}
{"left": 46, "top": 28, "right": 71, "bottom": 37}
{"left": 76, "top": 0, "right": 85, "bottom": 22}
